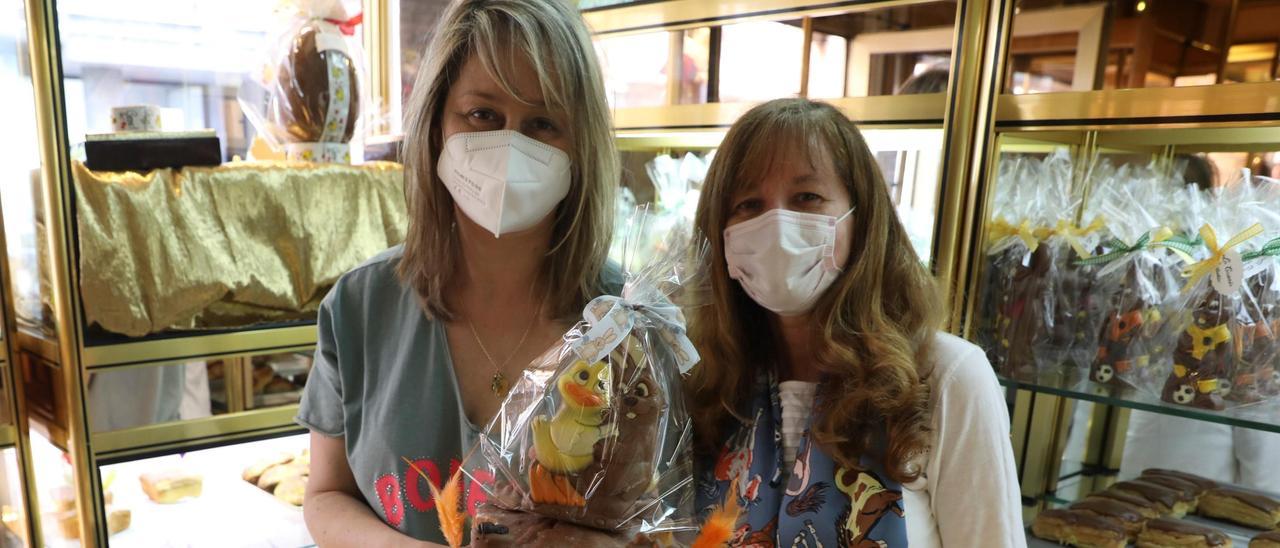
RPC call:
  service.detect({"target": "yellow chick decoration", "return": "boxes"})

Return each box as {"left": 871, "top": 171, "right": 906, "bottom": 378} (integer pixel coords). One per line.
{"left": 529, "top": 359, "right": 613, "bottom": 506}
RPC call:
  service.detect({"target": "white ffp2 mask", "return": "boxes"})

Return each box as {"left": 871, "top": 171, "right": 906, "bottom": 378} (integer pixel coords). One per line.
{"left": 724, "top": 208, "right": 853, "bottom": 316}
{"left": 437, "top": 130, "right": 572, "bottom": 237}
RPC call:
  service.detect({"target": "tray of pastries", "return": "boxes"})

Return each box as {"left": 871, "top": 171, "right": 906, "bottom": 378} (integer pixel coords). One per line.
{"left": 1029, "top": 468, "right": 1280, "bottom": 548}
{"left": 242, "top": 449, "right": 309, "bottom": 507}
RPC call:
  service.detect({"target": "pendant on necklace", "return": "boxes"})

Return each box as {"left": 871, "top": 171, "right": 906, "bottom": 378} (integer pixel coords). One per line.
{"left": 490, "top": 370, "right": 509, "bottom": 397}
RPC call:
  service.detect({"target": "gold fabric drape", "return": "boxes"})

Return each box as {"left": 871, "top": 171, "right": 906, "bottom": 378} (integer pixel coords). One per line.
{"left": 73, "top": 161, "right": 407, "bottom": 337}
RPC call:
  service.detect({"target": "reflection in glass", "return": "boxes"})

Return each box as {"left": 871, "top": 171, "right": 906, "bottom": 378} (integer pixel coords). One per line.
{"left": 719, "top": 20, "right": 804, "bottom": 103}
{"left": 595, "top": 32, "right": 671, "bottom": 108}
{"left": 864, "top": 129, "right": 943, "bottom": 262}
{"left": 0, "top": 0, "right": 53, "bottom": 337}
{"left": 807, "top": 31, "right": 848, "bottom": 99}
{"left": 1007, "top": 0, "right": 1280, "bottom": 93}
{"left": 88, "top": 362, "right": 213, "bottom": 433}
{"left": 0, "top": 447, "right": 25, "bottom": 546}
{"left": 676, "top": 28, "right": 711, "bottom": 105}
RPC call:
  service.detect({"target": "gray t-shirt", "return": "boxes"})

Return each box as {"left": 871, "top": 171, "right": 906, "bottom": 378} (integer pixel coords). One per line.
{"left": 296, "top": 244, "right": 619, "bottom": 543}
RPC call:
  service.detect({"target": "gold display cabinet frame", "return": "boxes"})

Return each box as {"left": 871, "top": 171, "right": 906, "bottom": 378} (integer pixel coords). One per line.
{"left": 964, "top": 82, "right": 1280, "bottom": 521}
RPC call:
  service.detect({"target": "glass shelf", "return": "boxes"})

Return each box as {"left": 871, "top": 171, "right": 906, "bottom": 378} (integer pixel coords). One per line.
{"left": 999, "top": 371, "right": 1280, "bottom": 435}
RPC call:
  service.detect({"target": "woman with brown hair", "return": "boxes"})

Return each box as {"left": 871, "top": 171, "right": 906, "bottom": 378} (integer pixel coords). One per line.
{"left": 688, "top": 98, "right": 1023, "bottom": 547}
{"left": 296, "top": 0, "right": 619, "bottom": 545}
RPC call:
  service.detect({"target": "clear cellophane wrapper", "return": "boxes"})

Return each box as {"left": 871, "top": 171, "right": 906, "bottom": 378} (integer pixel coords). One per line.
{"left": 239, "top": 0, "right": 363, "bottom": 160}
{"left": 464, "top": 219, "right": 702, "bottom": 540}
{"left": 1078, "top": 163, "right": 1191, "bottom": 391}
{"left": 979, "top": 150, "right": 1104, "bottom": 381}
{"left": 1156, "top": 176, "right": 1280, "bottom": 409}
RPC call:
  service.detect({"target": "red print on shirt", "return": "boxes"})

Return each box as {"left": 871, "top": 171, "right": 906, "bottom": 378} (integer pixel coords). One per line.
{"left": 375, "top": 474, "right": 405, "bottom": 527}
{"left": 376, "top": 457, "right": 494, "bottom": 528}
{"left": 405, "top": 459, "right": 442, "bottom": 512}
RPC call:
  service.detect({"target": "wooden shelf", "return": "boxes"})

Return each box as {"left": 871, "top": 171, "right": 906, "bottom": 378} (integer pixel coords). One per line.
{"left": 614, "top": 93, "right": 947, "bottom": 131}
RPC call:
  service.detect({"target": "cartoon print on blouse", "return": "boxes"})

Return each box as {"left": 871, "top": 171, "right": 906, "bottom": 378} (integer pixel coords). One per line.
{"left": 786, "top": 482, "right": 829, "bottom": 517}
{"left": 715, "top": 409, "right": 765, "bottom": 504}
{"left": 733, "top": 517, "right": 779, "bottom": 548}
{"left": 790, "top": 520, "right": 825, "bottom": 548}
{"left": 785, "top": 435, "right": 815, "bottom": 496}
{"left": 834, "top": 467, "right": 904, "bottom": 548}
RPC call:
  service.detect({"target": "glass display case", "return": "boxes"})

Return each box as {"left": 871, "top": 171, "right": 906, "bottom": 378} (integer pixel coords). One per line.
{"left": 966, "top": 14, "right": 1280, "bottom": 537}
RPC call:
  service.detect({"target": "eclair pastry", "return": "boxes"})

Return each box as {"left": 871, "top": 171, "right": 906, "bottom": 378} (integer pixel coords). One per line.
{"left": 1136, "top": 517, "right": 1231, "bottom": 548}
{"left": 1250, "top": 530, "right": 1280, "bottom": 548}
{"left": 1142, "top": 468, "right": 1219, "bottom": 491}
{"left": 1069, "top": 497, "right": 1149, "bottom": 537}
{"left": 1089, "top": 491, "right": 1162, "bottom": 519}
{"left": 1197, "top": 487, "right": 1280, "bottom": 530}
{"left": 1110, "top": 480, "right": 1195, "bottom": 517}
{"left": 1031, "top": 509, "right": 1128, "bottom": 548}
{"left": 1139, "top": 474, "right": 1204, "bottom": 511}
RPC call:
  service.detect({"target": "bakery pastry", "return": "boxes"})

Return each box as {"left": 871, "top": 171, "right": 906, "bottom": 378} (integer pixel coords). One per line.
{"left": 243, "top": 452, "right": 295, "bottom": 483}
{"left": 1142, "top": 469, "right": 1218, "bottom": 491}
{"left": 252, "top": 364, "right": 275, "bottom": 393}
{"left": 1250, "top": 530, "right": 1280, "bottom": 548}
{"left": 1030, "top": 508, "right": 1127, "bottom": 548}
{"left": 274, "top": 475, "right": 308, "bottom": 506}
{"left": 1136, "top": 517, "right": 1231, "bottom": 548}
{"left": 1109, "top": 480, "right": 1194, "bottom": 517}
{"left": 264, "top": 376, "right": 296, "bottom": 394}
{"left": 139, "top": 470, "right": 202, "bottom": 504}
{"left": 1069, "top": 497, "right": 1148, "bottom": 536}
{"left": 107, "top": 507, "right": 131, "bottom": 535}
{"left": 1197, "top": 487, "right": 1280, "bottom": 529}
{"left": 257, "top": 463, "right": 307, "bottom": 491}
{"left": 1138, "top": 474, "right": 1203, "bottom": 510}
{"left": 1089, "top": 490, "right": 1162, "bottom": 518}
{"left": 52, "top": 507, "right": 130, "bottom": 538}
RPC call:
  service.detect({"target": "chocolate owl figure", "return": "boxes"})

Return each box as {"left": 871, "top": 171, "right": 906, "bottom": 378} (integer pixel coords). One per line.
{"left": 997, "top": 245, "right": 1054, "bottom": 379}
{"left": 574, "top": 345, "right": 665, "bottom": 529}
{"left": 272, "top": 21, "right": 360, "bottom": 144}
{"left": 1162, "top": 289, "right": 1234, "bottom": 410}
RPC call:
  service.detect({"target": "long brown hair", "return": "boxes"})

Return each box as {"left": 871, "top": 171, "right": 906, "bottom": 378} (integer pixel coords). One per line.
{"left": 687, "top": 98, "right": 943, "bottom": 482}
{"left": 398, "top": 0, "right": 617, "bottom": 320}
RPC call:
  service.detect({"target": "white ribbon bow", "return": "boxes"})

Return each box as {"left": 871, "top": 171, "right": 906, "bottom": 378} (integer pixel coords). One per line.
{"left": 570, "top": 289, "right": 700, "bottom": 374}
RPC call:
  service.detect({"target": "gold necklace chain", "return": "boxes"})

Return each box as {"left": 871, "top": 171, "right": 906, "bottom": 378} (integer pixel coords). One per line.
{"left": 466, "top": 295, "right": 544, "bottom": 397}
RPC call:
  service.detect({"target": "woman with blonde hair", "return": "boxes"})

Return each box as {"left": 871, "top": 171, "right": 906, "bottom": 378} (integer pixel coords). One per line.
{"left": 688, "top": 98, "right": 1023, "bottom": 547}
{"left": 296, "top": 0, "right": 618, "bottom": 544}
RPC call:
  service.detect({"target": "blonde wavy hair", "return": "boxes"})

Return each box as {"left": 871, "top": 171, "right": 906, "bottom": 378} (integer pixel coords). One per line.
{"left": 687, "top": 98, "right": 943, "bottom": 482}
{"left": 398, "top": 0, "right": 617, "bottom": 320}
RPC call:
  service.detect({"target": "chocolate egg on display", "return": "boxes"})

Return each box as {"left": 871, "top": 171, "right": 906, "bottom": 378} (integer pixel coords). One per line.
{"left": 272, "top": 21, "right": 360, "bottom": 144}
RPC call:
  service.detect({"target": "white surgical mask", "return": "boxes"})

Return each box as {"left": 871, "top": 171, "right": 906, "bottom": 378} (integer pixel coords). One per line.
{"left": 438, "top": 129, "right": 571, "bottom": 237}
{"left": 724, "top": 208, "right": 853, "bottom": 316}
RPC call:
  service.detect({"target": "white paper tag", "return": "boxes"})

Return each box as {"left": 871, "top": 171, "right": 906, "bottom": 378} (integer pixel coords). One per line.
{"left": 1211, "top": 249, "right": 1244, "bottom": 295}
{"left": 315, "top": 31, "right": 350, "bottom": 56}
